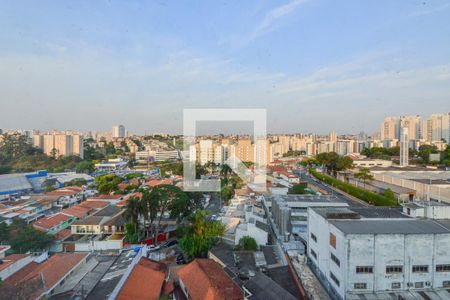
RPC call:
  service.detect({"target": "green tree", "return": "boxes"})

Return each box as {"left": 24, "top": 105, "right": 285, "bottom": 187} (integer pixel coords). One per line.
{"left": 7, "top": 220, "right": 53, "bottom": 253}
{"left": 179, "top": 210, "right": 225, "bottom": 258}
{"left": 384, "top": 188, "right": 396, "bottom": 199}
{"left": 150, "top": 185, "right": 187, "bottom": 244}
{"left": 237, "top": 236, "right": 258, "bottom": 251}
{"left": 76, "top": 160, "right": 94, "bottom": 173}
{"left": 354, "top": 167, "right": 374, "bottom": 188}
{"left": 124, "top": 197, "right": 141, "bottom": 237}
{"left": 0, "top": 222, "right": 10, "bottom": 242}
{"left": 290, "top": 183, "right": 307, "bottom": 194}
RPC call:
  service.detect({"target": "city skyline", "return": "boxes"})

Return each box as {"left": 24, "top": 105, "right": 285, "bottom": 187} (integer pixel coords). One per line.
{"left": 1, "top": 1, "right": 450, "bottom": 134}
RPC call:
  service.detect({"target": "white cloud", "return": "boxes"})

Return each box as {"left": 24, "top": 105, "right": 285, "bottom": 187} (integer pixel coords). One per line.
{"left": 254, "top": 0, "right": 309, "bottom": 37}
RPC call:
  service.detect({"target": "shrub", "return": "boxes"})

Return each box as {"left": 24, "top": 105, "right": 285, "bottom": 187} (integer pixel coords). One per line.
{"left": 309, "top": 169, "right": 398, "bottom": 206}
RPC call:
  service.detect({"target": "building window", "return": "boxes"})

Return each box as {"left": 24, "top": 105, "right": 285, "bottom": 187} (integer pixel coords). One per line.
{"left": 443, "top": 281, "right": 450, "bottom": 288}
{"left": 330, "top": 272, "right": 340, "bottom": 287}
{"left": 310, "top": 232, "right": 317, "bottom": 242}
{"left": 412, "top": 265, "right": 428, "bottom": 273}
{"left": 310, "top": 249, "right": 317, "bottom": 259}
{"left": 436, "top": 264, "right": 450, "bottom": 272}
{"left": 386, "top": 266, "right": 403, "bottom": 274}
{"left": 391, "top": 282, "right": 401, "bottom": 289}
{"left": 356, "top": 266, "right": 373, "bottom": 274}
{"left": 330, "top": 253, "right": 340, "bottom": 267}
{"left": 353, "top": 283, "right": 367, "bottom": 289}
{"left": 329, "top": 233, "right": 336, "bottom": 249}
{"left": 414, "top": 282, "right": 424, "bottom": 289}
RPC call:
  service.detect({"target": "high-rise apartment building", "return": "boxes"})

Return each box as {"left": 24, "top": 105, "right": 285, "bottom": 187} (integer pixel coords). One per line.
{"left": 400, "top": 115, "right": 421, "bottom": 140}
{"left": 112, "top": 125, "right": 125, "bottom": 138}
{"left": 381, "top": 117, "right": 400, "bottom": 140}
{"left": 423, "top": 113, "right": 450, "bottom": 143}
{"left": 37, "top": 132, "right": 83, "bottom": 158}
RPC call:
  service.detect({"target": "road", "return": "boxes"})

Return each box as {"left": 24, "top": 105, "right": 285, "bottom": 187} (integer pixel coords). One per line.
{"left": 294, "top": 169, "right": 368, "bottom": 207}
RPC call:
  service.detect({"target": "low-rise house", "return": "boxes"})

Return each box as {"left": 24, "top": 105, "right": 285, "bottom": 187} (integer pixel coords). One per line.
{"left": 177, "top": 259, "right": 244, "bottom": 300}
{"left": 0, "top": 254, "right": 33, "bottom": 281}
{"left": 71, "top": 205, "right": 125, "bottom": 235}
{"left": 2, "top": 252, "right": 89, "bottom": 299}
{"left": 0, "top": 245, "right": 10, "bottom": 258}
{"left": 61, "top": 205, "right": 93, "bottom": 219}
{"left": 33, "top": 213, "right": 75, "bottom": 235}
{"left": 115, "top": 257, "right": 172, "bottom": 300}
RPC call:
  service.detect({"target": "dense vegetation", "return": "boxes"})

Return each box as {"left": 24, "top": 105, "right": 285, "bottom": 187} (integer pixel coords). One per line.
{"left": 236, "top": 236, "right": 258, "bottom": 251}
{"left": 0, "top": 220, "right": 54, "bottom": 253}
{"left": 178, "top": 210, "right": 225, "bottom": 258}
{"left": 309, "top": 168, "right": 398, "bottom": 206}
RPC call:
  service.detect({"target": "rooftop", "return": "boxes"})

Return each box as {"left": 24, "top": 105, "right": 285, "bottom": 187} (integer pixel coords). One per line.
{"left": 117, "top": 257, "right": 168, "bottom": 300}
{"left": 312, "top": 206, "right": 409, "bottom": 220}
{"left": 177, "top": 259, "right": 244, "bottom": 300}
{"left": 33, "top": 213, "right": 72, "bottom": 230}
{"left": 244, "top": 272, "right": 297, "bottom": 300}
{"left": 330, "top": 219, "right": 450, "bottom": 235}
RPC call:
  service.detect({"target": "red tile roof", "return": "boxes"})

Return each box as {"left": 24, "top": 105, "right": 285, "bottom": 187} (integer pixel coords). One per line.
{"left": 88, "top": 194, "right": 123, "bottom": 200}
{"left": 177, "top": 259, "right": 244, "bottom": 300}
{"left": 33, "top": 213, "right": 71, "bottom": 230}
{"left": 61, "top": 205, "right": 92, "bottom": 218}
{"left": 19, "top": 253, "right": 88, "bottom": 294}
{"left": 117, "top": 257, "right": 168, "bottom": 300}
{"left": 79, "top": 200, "right": 110, "bottom": 209}
{"left": 117, "top": 192, "right": 143, "bottom": 207}
{"left": 54, "top": 229, "right": 72, "bottom": 241}
{"left": 146, "top": 179, "right": 173, "bottom": 187}
{"left": 0, "top": 254, "right": 31, "bottom": 272}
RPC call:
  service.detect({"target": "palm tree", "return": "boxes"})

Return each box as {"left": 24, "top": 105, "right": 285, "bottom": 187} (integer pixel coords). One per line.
{"left": 124, "top": 197, "right": 140, "bottom": 236}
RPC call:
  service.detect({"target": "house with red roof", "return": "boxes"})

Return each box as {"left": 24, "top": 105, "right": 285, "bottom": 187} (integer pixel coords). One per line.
{"left": 0, "top": 253, "right": 33, "bottom": 281}
{"left": 116, "top": 257, "right": 173, "bottom": 300}
{"left": 177, "top": 259, "right": 244, "bottom": 300}
{"left": 33, "top": 213, "right": 75, "bottom": 235}
{"left": 2, "top": 252, "right": 89, "bottom": 299}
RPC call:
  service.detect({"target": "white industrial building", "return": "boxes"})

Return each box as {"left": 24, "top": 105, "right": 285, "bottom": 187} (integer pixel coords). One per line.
{"left": 307, "top": 206, "right": 450, "bottom": 300}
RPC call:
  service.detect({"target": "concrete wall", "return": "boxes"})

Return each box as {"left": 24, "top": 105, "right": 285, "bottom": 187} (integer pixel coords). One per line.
{"left": 0, "top": 255, "right": 33, "bottom": 280}
{"left": 74, "top": 239, "right": 123, "bottom": 251}
{"left": 308, "top": 208, "right": 450, "bottom": 299}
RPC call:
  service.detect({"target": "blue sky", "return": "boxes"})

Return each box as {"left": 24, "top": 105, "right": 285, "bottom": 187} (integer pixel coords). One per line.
{"left": 0, "top": 0, "right": 449, "bottom": 134}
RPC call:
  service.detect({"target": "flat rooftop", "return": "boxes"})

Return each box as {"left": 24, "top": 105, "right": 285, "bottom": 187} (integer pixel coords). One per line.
{"left": 312, "top": 207, "right": 409, "bottom": 220}
{"left": 330, "top": 219, "right": 450, "bottom": 235}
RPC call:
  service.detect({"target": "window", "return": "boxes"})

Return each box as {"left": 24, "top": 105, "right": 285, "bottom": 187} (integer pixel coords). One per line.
{"left": 354, "top": 283, "right": 367, "bottom": 289}
{"left": 329, "top": 233, "right": 336, "bottom": 249}
{"left": 330, "top": 253, "right": 340, "bottom": 267}
{"left": 412, "top": 265, "right": 428, "bottom": 273}
{"left": 386, "top": 266, "right": 403, "bottom": 274}
{"left": 310, "top": 232, "right": 317, "bottom": 242}
{"left": 330, "top": 272, "right": 340, "bottom": 287}
{"left": 443, "top": 281, "right": 450, "bottom": 288}
{"left": 310, "top": 249, "right": 317, "bottom": 259}
{"left": 391, "top": 282, "right": 401, "bottom": 289}
{"left": 436, "top": 264, "right": 450, "bottom": 272}
{"left": 356, "top": 266, "right": 373, "bottom": 274}
{"left": 414, "top": 282, "right": 424, "bottom": 288}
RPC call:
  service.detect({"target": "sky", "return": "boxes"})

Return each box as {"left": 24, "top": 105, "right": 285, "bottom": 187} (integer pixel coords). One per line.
{"left": 0, "top": 0, "right": 449, "bottom": 135}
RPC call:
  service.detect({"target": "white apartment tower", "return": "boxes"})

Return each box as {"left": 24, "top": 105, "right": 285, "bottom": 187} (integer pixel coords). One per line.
{"left": 400, "top": 127, "right": 409, "bottom": 167}
{"left": 424, "top": 113, "right": 450, "bottom": 143}
{"left": 112, "top": 125, "right": 126, "bottom": 138}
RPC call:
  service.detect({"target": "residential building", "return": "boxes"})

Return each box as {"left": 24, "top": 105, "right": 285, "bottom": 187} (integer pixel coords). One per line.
{"left": 307, "top": 206, "right": 450, "bottom": 299}
{"left": 177, "top": 259, "right": 244, "bottom": 300}
{"left": 115, "top": 257, "right": 172, "bottom": 300}
{"left": 112, "top": 125, "right": 125, "bottom": 138}
{"left": 33, "top": 213, "right": 75, "bottom": 235}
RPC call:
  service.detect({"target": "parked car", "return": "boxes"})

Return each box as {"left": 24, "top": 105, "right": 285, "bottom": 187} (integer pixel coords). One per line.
{"left": 162, "top": 239, "right": 178, "bottom": 248}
